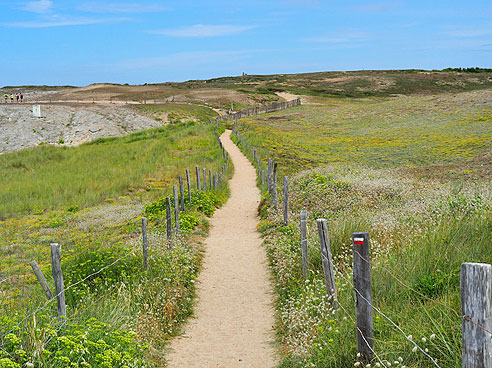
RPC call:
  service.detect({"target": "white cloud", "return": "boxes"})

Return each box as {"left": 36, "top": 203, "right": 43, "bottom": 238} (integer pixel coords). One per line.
{"left": 78, "top": 2, "right": 167, "bottom": 14}
{"left": 21, "top": 0, "right": 53, "bottom": 14}
{"left": 5, "top": 15, "right": 128, "bottom": 28}
{"left": 149, "top": 24, "right": 256, "bottom": 38}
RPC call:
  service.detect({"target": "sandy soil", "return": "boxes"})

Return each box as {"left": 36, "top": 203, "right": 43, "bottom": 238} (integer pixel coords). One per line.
{"left": 276, "top": 91, "right": 300, "bottom": 102}
{"left": 166, "top": 130, "right": 277, "bottom": 368}
{"left": 0, "top": 104, "right": 161, "bottom": 153}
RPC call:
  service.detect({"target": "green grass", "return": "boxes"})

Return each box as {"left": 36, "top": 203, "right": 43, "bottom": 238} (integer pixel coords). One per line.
{"left": 136, "top": 103, "right": 219, "bottom": 123}
{"left": 0, "top": 122, "right": 225, "bottom": 218}
{"left": 235, "top": 93, "right": 492, "bottom": 176}
{"left": 0, "top": 117, "right": 231, "bottom": 367}
{"left": 232, "top": 89, "right": 492, "bottom": 367}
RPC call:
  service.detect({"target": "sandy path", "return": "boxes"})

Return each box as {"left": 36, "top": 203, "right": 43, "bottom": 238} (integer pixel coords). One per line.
{"left": 166, "top": 130, "right": 277, "bottom": 368}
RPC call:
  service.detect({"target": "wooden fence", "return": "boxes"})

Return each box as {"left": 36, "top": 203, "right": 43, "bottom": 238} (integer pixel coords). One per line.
{"left": 232, "top": 127, "right": 492, "bottom": 368}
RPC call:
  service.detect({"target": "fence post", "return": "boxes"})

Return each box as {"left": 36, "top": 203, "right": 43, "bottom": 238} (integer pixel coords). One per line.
{"left": 186, "top": 169, "right": 192, "bottom": 203}
{"left": 352, "top": 232, "right": 373, "bottom": 364}
{"left": 300, "top": 210, "right": 308, "bottom": 279}
{"left": 203, "top": 168, "right": 207, "bottom": 192}
{"left": 209, "top": 169, "right": 212, "bottom": 190}
{"left": 179, "top": 176, "right": 185, "bottom": 211}
{"left": 142, "top": 218, "right": 149, "bottom": 271}
{"left": 166, "top": 197, "right": 173, "bottom": 243}
{"left": 173, "top": 185, "right": 180, "bottom": 235}
{"left": 267, "top": 159, "right": 273, "bottom": 195}
{"left": 30, "top": 260, "right": 54, "bottom": 300}
{"left": 196, "top": 166, "right": 201, "bottom": 192}
{"left": 461, "top": 262, "right": 492, "bottom": 368}
{"left": 272, "top": 162, "right": 278, "bottom": 210}
{"left": 50, "top": 243, "right": 66, "bottom": 322}
{"left": 317, "top": 219, "right": 337, "bottom": 304}
{"left": 219, "top": 172, "right": 222, "bottom": 186}
{"left": 283, "top": 176, "right": 289, "bottom": 226}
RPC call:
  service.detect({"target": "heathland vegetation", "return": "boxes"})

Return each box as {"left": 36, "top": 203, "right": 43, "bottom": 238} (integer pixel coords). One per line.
{"left": 232, "top": 88, "right": 492, "bottom": 367}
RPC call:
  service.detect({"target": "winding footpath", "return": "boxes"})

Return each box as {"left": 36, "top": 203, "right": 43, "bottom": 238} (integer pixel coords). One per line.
{"left": 166, "top": 130, "right": 277, "bottom": 368}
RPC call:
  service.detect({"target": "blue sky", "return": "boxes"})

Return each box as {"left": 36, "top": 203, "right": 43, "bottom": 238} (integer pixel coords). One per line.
{"left": 0, "top": 0, "right": 491, "bottom": 86}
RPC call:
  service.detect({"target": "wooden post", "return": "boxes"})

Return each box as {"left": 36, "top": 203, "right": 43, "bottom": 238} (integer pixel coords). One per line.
{"left": 267, "top": 159, "right": 273, "bottom": 195}
{"left": 219, "top": 172, "right": 222, "bottom": 186}
{"left": 213, "top": 173, "right": 217, "bottom": 189}
{"left": 186, "top": 169, "right": 192, "bottom": 203}
{"left": 142, "top": 218, "right": 149, "bottom": 271}
{"left": 166, "top": 197, "right": 173, "bottom": 242}
{"left": 173, "top": 185, "right": 180, "bottom": 235}
{"left": 196, "top": 166, "right": 201, "bottom": 192}
{"left": 352, "top": 232, "right": 373, "bottom": 363}
{"left": 30, "top": 260, "right": 54, "bottom": 300}
{"left": 283, "top": 176, "right": 289, "bottom": 225}
{"left": 461, "top": 262, "right": 492, "bottom": 368}
{"left": 179, "top": 176, "right": 185, "bottom": 211}
{"left": 209, "top": 169, "right": 212, "bottom": 190}
{"left": 317, "top": 219, "right": 337, "bottom": 303}
{"left": 203, "top": 168, "right": 207, "bottom": 192}
{"left": 272, "top": 162, "right": 278, "bottom": 210}
{"left": 50, "top": 243, "right": 66, "bottom": 322}
{"left": 300, "top": 210, "right": 308, "bottom": 279}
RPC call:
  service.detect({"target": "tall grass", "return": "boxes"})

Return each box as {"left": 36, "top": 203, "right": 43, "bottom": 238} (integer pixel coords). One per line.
{"left": 0, "top": 122, "right": 223, "bottom": 217}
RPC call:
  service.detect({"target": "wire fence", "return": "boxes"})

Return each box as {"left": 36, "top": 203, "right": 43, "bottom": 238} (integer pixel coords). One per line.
{"left": 230, "top": 117, "right": 492, "bottom": 367}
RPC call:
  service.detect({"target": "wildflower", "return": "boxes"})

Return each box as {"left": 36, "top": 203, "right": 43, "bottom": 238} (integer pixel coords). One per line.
{"left": 430, "top": 334, "right": 436, "bottom": 340}
{"left": 407, "top": 334, "right": 412, "bottom": 340}
{"left": 412, "top": 346, "right": 418, "bottom": 353}
{"left": 354, "top": 362, "right": 361, "bottom": 367}
{"left": 421, "top": 337, "right": 427, "bottom": 342}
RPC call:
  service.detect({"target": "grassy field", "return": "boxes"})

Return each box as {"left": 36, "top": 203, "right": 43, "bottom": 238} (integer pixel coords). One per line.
{"left": 0, "top": 120, "right": 225, "bottom": 218}
{"left": 233, "top": 89, "right": 492, "bottom": 367}
{"left": 136, "top": 103, "right": 219, "bottom": 123}
{"left": 235, "top": 90, "right": 492, "bottom": 177}
{"left": 0, "top": 116, "right": 231, "bottom": 367}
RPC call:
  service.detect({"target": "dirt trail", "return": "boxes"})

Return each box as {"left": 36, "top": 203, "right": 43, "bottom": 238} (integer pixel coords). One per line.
{"left": 166, "top": 130, "right": 277, "bottom": 368}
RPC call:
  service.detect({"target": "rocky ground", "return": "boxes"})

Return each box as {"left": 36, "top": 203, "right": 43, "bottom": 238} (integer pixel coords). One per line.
{"left": 0, "top": 103, "right": 162, "bottom": 154}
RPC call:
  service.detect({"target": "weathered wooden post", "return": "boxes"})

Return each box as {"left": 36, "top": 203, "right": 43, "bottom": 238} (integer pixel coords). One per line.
{"left": 283, "top": 176, "right": 289, "bottom": 226}
{"left": 186, "top": 169, "right": 192, "bottom": 203}
{"left": 272, "top": 162, "right": 278, "bottom": 210}
{"left": 219, "top": 172, "right": 222, "bottom": 186}
{"left": 50, "top": 243, "right": 66, "bottom": 322}
{"left": 142, "top": 218, "right": 149, "bottom": 271}
{"left": 179, "top": 176, "right": 185, "bottom": 211}
{"left": 30, "top": 260, "right": 54, "bottom": 300}
{"left": 173, "top": 185, "right": 180, "bottom": 235}
{"left": 166, "top": 197, "right": 173, "bottom": 243}
{"left": 213, "top": 173, "right": 217, "bottom": 189}
{"left": 203, "top": 168, "right": 207, "bottom": 192}
{"left": 300, "top": 210, "right": 308, "bottom": 279}
{"left": 461, "top": 262, "right": 492, "bottom": 368}
{"left": 352, "top": 232, "right": 373, "bottom": 363}
{"left": 267, "top": 158, "right": 273, "bottom": 195}
{"left": 317, "top": 219, "right": 337, "bottom": 304}
{"left": 209, "top": 169, "right": 212, "bottom": 190}
{"left": 196, "top": 166, "right": 201, "bottom": 192}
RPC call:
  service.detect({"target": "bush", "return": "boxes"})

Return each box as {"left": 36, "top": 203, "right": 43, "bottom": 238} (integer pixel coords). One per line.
{"left": 62, "top": 244, "right": 141, "bottom": 305}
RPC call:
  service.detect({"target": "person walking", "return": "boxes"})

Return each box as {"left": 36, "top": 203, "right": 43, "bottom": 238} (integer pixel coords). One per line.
{"left": 10, "top": 94, "right": 14, "bottom": 103}
{"left": 3, "top": 94, "right": 7, "bottom": 103}
{"left": 16, "top": 93, "right": 19, "bottom": 103}
{"left": 20, "top": 93, "right": 23, "bottom": 103}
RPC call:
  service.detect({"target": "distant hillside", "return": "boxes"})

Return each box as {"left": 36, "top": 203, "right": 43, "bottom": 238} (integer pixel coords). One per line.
{"left": 5, "top": 69, "right": 492, "bottom": 104}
